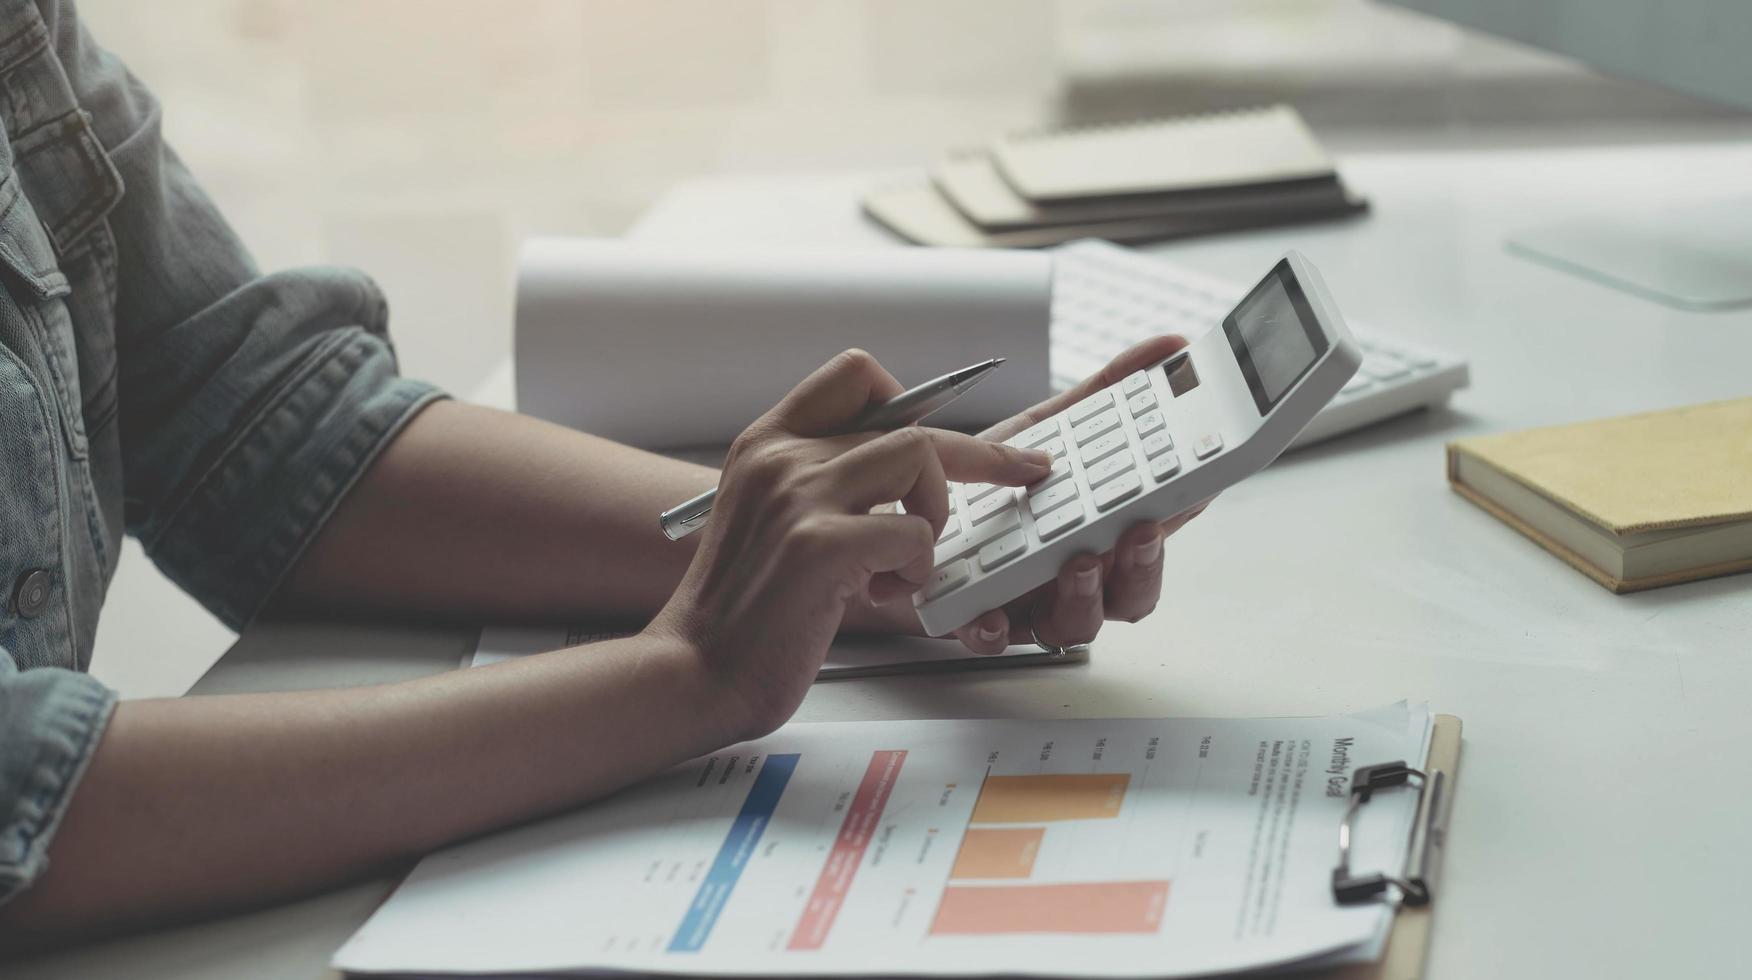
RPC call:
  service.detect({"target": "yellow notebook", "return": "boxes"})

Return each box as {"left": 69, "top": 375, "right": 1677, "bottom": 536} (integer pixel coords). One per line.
{"left": 1447, "top": 398, "right": 1752, "bottom": 593}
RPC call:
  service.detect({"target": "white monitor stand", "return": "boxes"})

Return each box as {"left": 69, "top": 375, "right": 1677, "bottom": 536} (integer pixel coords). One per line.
{"left": 1506, "top": 198, "right": 1752, "bottom": 311}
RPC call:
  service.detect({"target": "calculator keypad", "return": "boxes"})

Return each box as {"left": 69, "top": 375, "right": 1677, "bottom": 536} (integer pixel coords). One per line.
{"left": 933, "top": 367, "right": 1216, "bottom": 609}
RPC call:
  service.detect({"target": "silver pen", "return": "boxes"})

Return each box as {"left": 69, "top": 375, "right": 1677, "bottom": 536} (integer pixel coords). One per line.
{"left": 659, "top": 357, "right": 1007, "bottom": 541}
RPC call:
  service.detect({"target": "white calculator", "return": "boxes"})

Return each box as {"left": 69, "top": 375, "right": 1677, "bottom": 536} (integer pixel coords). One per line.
{"left": 913, "top": 251, "right": 1362, "bottom": 637}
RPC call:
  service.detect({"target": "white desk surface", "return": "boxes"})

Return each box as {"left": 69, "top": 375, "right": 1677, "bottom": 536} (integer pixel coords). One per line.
{"left": 14, "top": 141, "right": 1752, "bottom": 979}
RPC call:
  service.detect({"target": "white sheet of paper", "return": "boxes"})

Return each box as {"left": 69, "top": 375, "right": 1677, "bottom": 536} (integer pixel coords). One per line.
{"left": 470, "top": 625, "right": 1087, "bottom": 678}
{"left": 333, "top": 704, "right": 1430, "bottom": 978}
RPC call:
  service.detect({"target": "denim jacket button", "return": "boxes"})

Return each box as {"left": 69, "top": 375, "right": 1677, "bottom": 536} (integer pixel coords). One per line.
{"left": 12, "top": 569, "right": 51, "bottom": 617}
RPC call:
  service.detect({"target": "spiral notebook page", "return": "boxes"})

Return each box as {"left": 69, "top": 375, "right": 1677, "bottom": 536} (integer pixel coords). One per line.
{"left": 992, "top": 105, "right": 1335, "bottom": 202}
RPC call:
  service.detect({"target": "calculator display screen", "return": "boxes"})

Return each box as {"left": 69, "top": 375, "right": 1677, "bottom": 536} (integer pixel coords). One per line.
{"left": 1223, "top": 259, "right": 1327, "bottom": 415}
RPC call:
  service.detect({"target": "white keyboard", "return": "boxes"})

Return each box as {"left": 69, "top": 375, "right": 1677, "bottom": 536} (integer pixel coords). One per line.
{"left": 1051, "top": 239, "right": 1467, "bottom": 448}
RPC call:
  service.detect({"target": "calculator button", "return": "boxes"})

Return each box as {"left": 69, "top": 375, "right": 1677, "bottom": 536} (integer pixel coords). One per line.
{"left": 1132, "top": 409, "right": 1165, "bottom": 437}
{"left": 1193, "top": 433, "right": 1224, "bottom": 459}
{"left": 963, "top": 482, "right": 1001, "bottom": 504}
{"left": 967, "top": 490, "right": 1016, "bottom": 525}
{"left": 1140, "top": 430, "right": 1174, "bottom": 459}
{"left": 978, "top": 529, "right": 1028, "bottom": 571}
{"left": 1033, "top": 501, "right": 1085, "bottom": 541}
{"left": 1079, "top": 430, "right": 1128, "bottom": 467}
{"left": 1027, "top": 460, "right": 1073, "bottom": 495}
{"left": 1027, "top": 478, "right": 1080, "bottom": 517}
{"left": 1361, "top": 357, "right": 1409, "bottom": 383}
{"left": 1011, "top": 419, "right": 1061, "bottom": 449}
{"left": 1149, "top": 452, "right": 1181, "bottom": 481}
{"left": 1121, "top": 371, "right": 1149, "bottom": 395}
{"left": 1071, "top": 409, "right": 1121, "bottom": 445}
{"left": 948, "top": 506, "right": 1020, "bottom": 555}
{"left": 923, "top": 559, "right": 971, "bottom": 600}
{"left": 1126, "top": 390, "right": 1157, "bottom": 416}
{"left": 1067, "top": 392, "right": 1114, "bottom": 424}
{"left": 1083, "top": 450, "right": 1135, "bottom": 489}
{"left": 1093, "top": 472, "right": 1142, "bottom": 511}
{"left": 1040, "top": 437, "right": 1067, "bottom": 460}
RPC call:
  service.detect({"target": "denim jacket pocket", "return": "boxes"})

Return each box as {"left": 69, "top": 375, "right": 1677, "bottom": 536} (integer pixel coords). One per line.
{"left": 0, "top": 167, "right": 86, "bottom": 460}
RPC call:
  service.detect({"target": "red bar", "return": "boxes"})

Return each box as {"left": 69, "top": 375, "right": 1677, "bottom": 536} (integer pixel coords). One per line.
{"left": 930, "top": 881, "right": 1170, "bottom": 935}
{"left": 786, "top": 750, "right": 907, "bottom": 951}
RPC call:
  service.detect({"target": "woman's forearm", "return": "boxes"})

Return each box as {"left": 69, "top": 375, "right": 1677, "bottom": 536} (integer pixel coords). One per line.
{"left": 0, "top": 631, "right": 740, "bottom": 944}
{"left": 282, "top": 400, "right": 719, "bottom": 623}
{"left": 281, "top": 399, "right": 915, "bottom": 634}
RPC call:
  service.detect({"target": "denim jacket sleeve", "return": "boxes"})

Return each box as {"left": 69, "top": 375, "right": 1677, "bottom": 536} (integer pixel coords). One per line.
{"left": 0, "top": 647, "right": 114, "bottom": 906}
{"left": 52, "top": 0, "right": 445, "bottom": 628}
{"left": 1, "top": 1, "right": 442, "bottom": 906}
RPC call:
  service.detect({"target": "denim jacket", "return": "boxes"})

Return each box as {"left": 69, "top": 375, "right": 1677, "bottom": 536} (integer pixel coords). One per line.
{"left": 0, "top": 0, "right": 441, "bottom": 905}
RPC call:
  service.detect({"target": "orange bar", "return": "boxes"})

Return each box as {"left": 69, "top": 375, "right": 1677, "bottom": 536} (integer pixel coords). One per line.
{"left": 968, "top": 773, "right": 1129, "bottom": 823}
{"left": 930, "top": 881, "right": 1170, "bottom": 935}
{"left": 949, "top": 828, "right": 1044, "bottom": 880}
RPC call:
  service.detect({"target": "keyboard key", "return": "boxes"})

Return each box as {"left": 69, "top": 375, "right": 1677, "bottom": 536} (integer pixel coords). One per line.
{"left": 1194, "top": 433, "right": 1223, "bottom": 459}
{"left": 1011, "top": 419, "right": 1061, "bottom": 449}
{"left": 936, "top": 508, "right": 1019, "bottom": 564}
{"left": 1149, "top": 452, "right": 1181, "bottom": 481}
{"left": 1084, "top": 450, "right": 1135, "bottom": 489}
{"left": 938, "top": 519, "right": 962, "bottom": 544}
{"left": 1126, "top": 390, "right": 1157, "bottom": 416}
{"left": 1093, "top": 472, "right": 1142, "bottom": 511}
{"left": 923, "top": 559, "right": 971, "bottom": 600}
{"left": 1339, "top": 376, "right": 1374, "bottom": 395}
{"left": 1121, "top": 371, "right": 1150, "bottom": 395}
{"left": 963, "top": 482, "right": 1001, "bottom": 504}
{"left": 1067, "top": 391, "right": 1114, "bottom": 424}
{"left": 978, "top": 529, "right": 1028, "bottom": 571}
{"left": 1079, "top": 430, "right": 1128, "bottom": 466}
{"left": 1039, "top": 437, "right": 1067, "bottom": 460}
{"left": 1140, "top": 430, "right": 1174, "bottom": 459}
{"left": 1133, "top": 409, "right": 1165, "bottom": 437}
{"left": 1071, "top": 409, "right": 1121, "bottom": 445}
{"left": 967, "top": 489, "right": 1016, "bottom": 525}
{"left": 1033, "top": 500, "right": 1085, "bottom": 541}
{"left": 1027, "top": 459, "right": 1073, "bottom": 495}
{"left": 1027, "top": 478, "right": 1079, "bottom": 516}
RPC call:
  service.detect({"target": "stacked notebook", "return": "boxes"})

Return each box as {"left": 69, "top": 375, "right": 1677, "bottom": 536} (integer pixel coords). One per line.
{"left": 864, "top": 105, "right": 1367, "bottom": 248}
{"left": 1448, "top": 398, "right": 1752, "bottom": 592}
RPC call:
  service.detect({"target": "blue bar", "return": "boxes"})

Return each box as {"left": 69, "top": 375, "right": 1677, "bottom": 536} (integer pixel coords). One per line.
{"left": 668, "top": 753, "right": 801, "bottom": 953}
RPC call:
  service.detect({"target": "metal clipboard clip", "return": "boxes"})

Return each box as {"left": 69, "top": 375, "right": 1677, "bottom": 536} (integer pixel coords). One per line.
{"left": 1331, "top": 760, "right": 1448, "bottom": 907}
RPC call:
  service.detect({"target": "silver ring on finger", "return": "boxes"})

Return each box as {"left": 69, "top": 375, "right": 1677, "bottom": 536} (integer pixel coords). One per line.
{"left": 1029, "top": 618, "right": 1066, "bottom": 656}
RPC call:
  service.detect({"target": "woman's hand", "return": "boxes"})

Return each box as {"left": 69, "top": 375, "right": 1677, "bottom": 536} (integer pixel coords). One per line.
{"left": 946, "top": 335, "right": 1210, "bottom": 655}
{"left": 650, "top": 349, "right": 1053, "bottom": 740}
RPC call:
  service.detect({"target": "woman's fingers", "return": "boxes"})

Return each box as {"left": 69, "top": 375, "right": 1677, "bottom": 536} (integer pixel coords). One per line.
{"left": 796, "top": 512, "right": 937, "bottom": 604}
{"left": 1030, "top": 554, "right": 1105, "bottom": 647}
{"left": 769, "top": 349, "right": 906, "bottom": 437}
{"left": 1105, "top": 523, "right": 1165, "bottom": 623}
{"left": 952, "top": 608, "right": 1012, "bottom": 654}
{"left": 926, "top": 430, "right": 1052, "bottom": 486}
{"left": 980, "top": 335, "right": 1189, "bottom": 442}
{"left": 824, "top": 428, "right": 1050, "bottom": 534}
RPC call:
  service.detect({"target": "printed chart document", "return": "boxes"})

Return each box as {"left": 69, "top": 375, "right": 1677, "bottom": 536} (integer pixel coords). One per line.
{"left": 334, "top": 704, "right": 1432, "bottom": 977}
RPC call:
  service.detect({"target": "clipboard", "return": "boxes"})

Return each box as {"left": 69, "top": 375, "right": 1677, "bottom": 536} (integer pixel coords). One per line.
{"left": 1323, "top": 713, "right": 1463, "bottom": 980}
